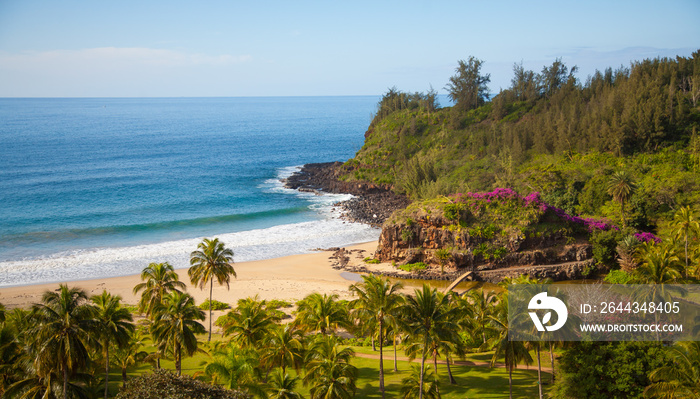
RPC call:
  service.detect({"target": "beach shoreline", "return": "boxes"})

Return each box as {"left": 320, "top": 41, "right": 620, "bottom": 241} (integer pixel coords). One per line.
{"left": 0, "top": 241, "right": 380, "bottom": 311}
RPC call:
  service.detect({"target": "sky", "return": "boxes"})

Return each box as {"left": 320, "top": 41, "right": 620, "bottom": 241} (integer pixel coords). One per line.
{"left": 0, "top": 0, "right": 698, "bottom": 97}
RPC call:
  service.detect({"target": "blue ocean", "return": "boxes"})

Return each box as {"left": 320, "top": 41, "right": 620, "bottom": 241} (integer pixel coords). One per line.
{"left": 0, "top": 97, "right": 381, "bottom": 287}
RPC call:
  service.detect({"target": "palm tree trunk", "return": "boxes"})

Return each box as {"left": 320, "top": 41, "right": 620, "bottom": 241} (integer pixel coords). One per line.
{"left": 379, "top": 321, "right": 385, "bottom": 399}
{"left": 208, "top": 278, "right": 213, "bottom": 342}
{"left": 419, "top": 334, "right": 428, "bottom": 399}
{"left": 122, "top": 366, "right": 127, "bottom": 386}
{"left": 104, "top": 345, "right": 110, "bottom": 399}
{"left": 176, "top": 343, "right": 182, "bottom": 376}
{"left": 684, "top": 233, "right": 689, "bottom": 279}
{"left": 509, "top": 365, "right": 513, "bottom": 399}
{"left": 549, "top": 342, "right": 555, "bottom": 383}
{"left": 446, "top": 353, "right": 456, "bottom": 384}
{"left": 433, "top": 351, "right": 438, "bottom": 375}
{"left": 63, "top": 363, "right": 69, "bottom": 399}
{"left": 536, "top": 344, "right": 542, "bottom": 399}
{"left": 393, "top": 333, "right": 398, "bottom": 372}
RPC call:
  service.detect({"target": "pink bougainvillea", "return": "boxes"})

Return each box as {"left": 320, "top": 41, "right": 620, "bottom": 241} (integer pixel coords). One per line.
{"left": 452, "top": 188, "right": 618, "bottom": 232}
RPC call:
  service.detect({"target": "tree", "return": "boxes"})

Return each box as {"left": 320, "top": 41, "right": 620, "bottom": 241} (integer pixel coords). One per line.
{"left": 399, "top": 365, "right": 441, "bottom": 399}
{"left": 486, "top": 293, "right": 532, "bottom": 399}
{"left": 266, "top": 370, "right": 305, "bottom": 399}
{"left": 133, "top": 262, "right": 186, "bottom": 317}
{"left": 293, "top": 293, "right": 349, "bottom": 335}
{"left": 201, "top": 343, "right": 266, "bottom": 398}
{"left": 189, "top": 238, "right": 237, "bottom": 342}
{"left": 540, "top": 58, "right": 577, "bottom": 98}
{"left": 261, "top": 324, "right": 305, "bottom": 376}
{"left": 434, "top": 249, "right": 451, "bottom": 275}
{"left": 511, "top": 61, "right": 540, "bottom": 102}
{"left": 30, "top": 284, "right": 97, "bottom": 398}
{"left": 349, "top": 275, "right": 403, "bottom": 399}
{"left": 644, "top": 341, "right": 700, "bottom": 398}
{"left": 671, "top": 206, "right": 700, "bottom": 278}
{"left": 606, "top": 170, "right": 636, "bottom": 228}
{"left": 399, "top": 284, "right": 459, "bottom": 399}
{"left": 111, "top": 333, "right": 149, "bottom": 386}
{"left": 91, "top": 290, "right": 135, "bottom": 399}
{"left": 222, "top": 296, "right": 279, "bottom": 349}
{"left": 151, "top": 291, "right": 206, "bottom": 376}
{"left": 303, "top": 335, "right": 357, "bottom": 399}
{"left": 445, "top": 56, "right": 491, "bottom": 112}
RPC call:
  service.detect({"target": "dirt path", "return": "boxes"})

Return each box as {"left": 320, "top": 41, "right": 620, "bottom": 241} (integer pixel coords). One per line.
{"left": 353, "top": 351, "right": 553, "bottom": 373}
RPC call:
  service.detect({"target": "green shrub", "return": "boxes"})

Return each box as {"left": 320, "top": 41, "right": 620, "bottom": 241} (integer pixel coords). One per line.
{"left": 399, "top": 262, "right": 428, "bottom": 272}
{"left": 604, "top": 269, "right": 632, "bottom": 284}
{"left": 198, "top": 299, "right": 230, "bottom": 311}
{"left": 591, "top": 229, "right": 623, "bottom": 267}
{"left": 364, "top": 257, "right": 381, "bottom": 264}
{"left": 115, "top": 369, "right": 249, "bottom": 399}
{"left": 443, "top": 202, "right": 465, "bottom": 221}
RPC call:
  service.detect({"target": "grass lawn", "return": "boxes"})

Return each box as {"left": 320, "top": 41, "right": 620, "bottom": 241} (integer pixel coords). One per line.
{"left": 108, "top": 336, "right": 553, "bottom": 398}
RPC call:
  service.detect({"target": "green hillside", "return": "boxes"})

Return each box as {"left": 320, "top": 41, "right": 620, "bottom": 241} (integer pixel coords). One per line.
{"left": 339, "top": 52, "right": 700, "bottom": 237}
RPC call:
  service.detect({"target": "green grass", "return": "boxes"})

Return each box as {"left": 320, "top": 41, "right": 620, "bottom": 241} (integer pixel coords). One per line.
{"left": 111, "top": 337, "right": 553, "bottom": 398}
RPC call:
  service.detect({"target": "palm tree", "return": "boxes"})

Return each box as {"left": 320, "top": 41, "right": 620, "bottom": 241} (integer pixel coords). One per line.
{"left": 30, "top": 284, "right": 97, "bottom": 398}
{"left": 266, "top": 369, "right": 305, "bottom": 399}
{"left": 672, "top": 206, "right": 700, "bottom": 278}
{"left": 189, "top": 238, "right": 237, "bottom": 342}
{"left": 303, "top": 335, "right": 357, "bottom": 399}
{"left": 606, "top": 170, "right": 636, "bottom": 227}
{"left": 434, "top": 248, "right": 451, "bottom": 275}
{"left": 261, "top": 324, "right": 305, "bottom": 376}
{"left": 486, "top": 293, "right": 532, "bottom": 399}
{"left": 151, "top": 291, "right": 205, "bottom": 375}
{"left": 462, "top": 288, "right": 497, "bottom": 345}
{"left": 632, "top": 243, "right": 684, "bottom": 285}
{"left": 644, "top": 341, "right": 700, "bottom": 398}
{"left": 111, "top": 333, "right": 148, "bottom": 386}
{"left": 223, "top": 296, "right": 279, "bottom": 349}
{"left": 293, "top": 293, "right": 349, "bottom": 335}
{"left": 91, "top": 290, "right": 134, "bottom": 399}
{"left": 399, "top": 284, "right": 460, "bottom": 399}
{"left": 349, "top": 274, "right": 403, "bottom": 399}
{"left": 201, "top": 342, "right": 266, "bottom": 398}
{"left": 133, "top": 262, "right": 186, "bottom": 317}
{"left": 399, "top": 365, "right": 441, "bottom": 399}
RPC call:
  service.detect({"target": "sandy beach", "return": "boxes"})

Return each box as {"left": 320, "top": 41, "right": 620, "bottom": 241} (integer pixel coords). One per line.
{"left": 0, "top": 241, "right": 379, "bottom": 311}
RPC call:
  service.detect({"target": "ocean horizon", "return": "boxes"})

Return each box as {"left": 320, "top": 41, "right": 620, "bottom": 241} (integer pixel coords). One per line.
{"left": 0, "top": 96, "right": 384, "bottom": 287}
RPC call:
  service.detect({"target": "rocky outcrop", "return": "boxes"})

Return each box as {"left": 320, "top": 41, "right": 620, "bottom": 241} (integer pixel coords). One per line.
{"left": 283, "top": 162, "right": 410, "bottom": 227}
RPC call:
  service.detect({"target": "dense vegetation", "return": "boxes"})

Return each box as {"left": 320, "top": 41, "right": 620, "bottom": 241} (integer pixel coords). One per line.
{"left": 341, "top": 52, "right": 700, "bottom": 236}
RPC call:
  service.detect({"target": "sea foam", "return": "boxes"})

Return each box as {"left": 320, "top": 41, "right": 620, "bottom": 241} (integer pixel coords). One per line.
{"left": 0, "top": 166, "right": 380, "bottom": 288}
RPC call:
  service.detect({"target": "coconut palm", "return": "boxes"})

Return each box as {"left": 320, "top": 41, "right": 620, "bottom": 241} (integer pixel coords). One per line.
{"left": 189, "top": 238, "right": 237, "bottom": 342}
{"left": 201, "top": 342, "right": 266, "bottom": 398}
{"left": 349, "top": 274, "right": 403, "bottom": 398}
{"left": 462, "top": 288, "right": 497, "bottom": 345}
{"left": 434, "top": 248, "right": 451, "bottom": 275}
{"left": 91, "top": 290, "right": 134, "bottom": 399}
{"left": 133, "top": 262, "right": 186, "bottom": 317}
{"left": 30, "top": 284, "right": 97, "bottom": 398}
{"left": 293, "top": 293, "right": 349, "bottom": 335}
{"left": 399, "top": 284, "right": 460, "bottom": 399}
{"left": 303, "top": 335, "right": 357, "bottom": 399}
{"left": 606, "top": 170, "right": 636, "bottom": 227}
{"left": 644, "top": 341, "right": 700, "bottom": 398}
{"left": 672, "top": 206, "right": 700, "bottom": 278}
{"left": 632, "top": 243, "right": 684, "bottom": 286}
{"left": 151, "top": 291, "right": 205, "bottom": 375}
{"left": 486, "top": 293, "right": 532, "bottom": 399}
{"left": 266, "top": 369, "right": 305, "bottom": 399}
{"left": 111, "top": 333, "right": 148, "bottom": 386}
{"left": 261, "top": 324, "right": 305, "bottom": 376}
{"left": 222, "top": 296, "right": 279, "bottom": 349}
{"left": 399, "top": 365, "right": 441, "bottom": 399}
